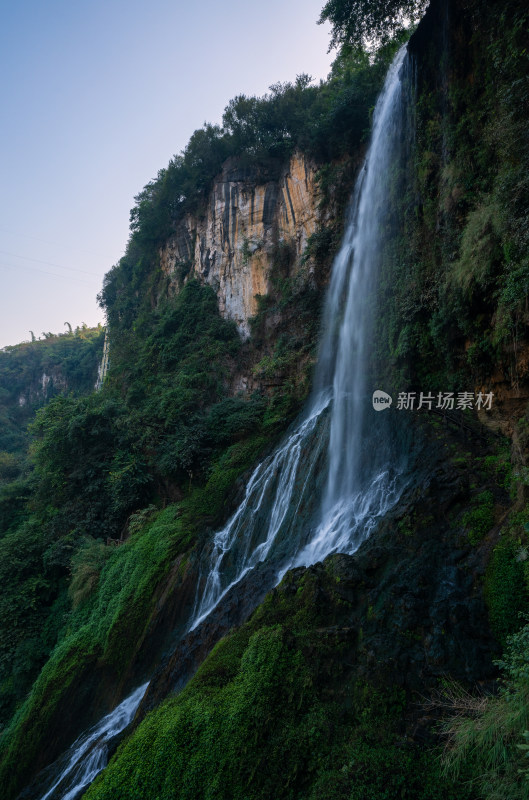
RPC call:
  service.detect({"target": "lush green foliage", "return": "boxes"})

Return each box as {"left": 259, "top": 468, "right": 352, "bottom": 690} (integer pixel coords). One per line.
{"left": 0, "top": 433, "right": 275, "bottom": 798}
{"left": 28, "top": 281, "right": 265, "bottom": 538}
{"left": 86, "top": 563, "right": 464, "bottom": 800}
{"left": 0, "top": 504, "right": 189, "bottom": 796}
{"left": 2, "top": 5, "right": 528, "bottom": 800}
{"left": 0, "top": 279, "right": 278, "bottom": 739}
{"left": 374, "top": 0, "right": 529, "bottom": 392}
{"left": 441, "top": 621, "right": 529, "bottom": 800}
{"left": 68, "top": 537, "right": 112, "bottom": 609}
{"left": 484, "top": 505, "right": 529, "bottom": 648}
{"left": 0, "top": 329, "right": 104, "bottom": 721}
{"left": 441, "top": 492, "right": 529, "bottom": 800}
{"left": 0, "top": 281, "right": 274, "bottom": 727}
{"left": 0, "top": 326, "right": 103, "bottom": 455}
{"left": 463, "top": 490, "right": 495, "bottom": 545}
{"left": 319, "top": 0, "right": 427, "bottom": 50}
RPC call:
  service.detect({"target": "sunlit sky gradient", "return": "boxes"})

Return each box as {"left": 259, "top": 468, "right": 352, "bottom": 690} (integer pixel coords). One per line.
{"left": 0, "top": 0, "right": 333, "bottom": 348}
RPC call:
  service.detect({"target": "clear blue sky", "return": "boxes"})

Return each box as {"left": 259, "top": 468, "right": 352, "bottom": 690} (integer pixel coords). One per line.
{"left": 0, "top": 0, "right": 333, "bottom": 348}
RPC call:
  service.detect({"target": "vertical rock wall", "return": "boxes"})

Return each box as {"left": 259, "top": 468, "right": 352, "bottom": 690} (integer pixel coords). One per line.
{"left": 160, "top": 152, "right": 320, "bottom": 337}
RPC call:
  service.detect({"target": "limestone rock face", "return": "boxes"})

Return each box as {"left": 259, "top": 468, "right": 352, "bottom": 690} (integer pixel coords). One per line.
{"left": 160, "top": 152, "right": 319, "bottom": 337}
{"left": 17, "top": 368, "right": 68, "bottom": 408}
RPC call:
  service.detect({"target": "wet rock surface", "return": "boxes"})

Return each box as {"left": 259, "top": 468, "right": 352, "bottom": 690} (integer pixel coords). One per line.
{"left": 134, "top": 412, "right": 500, "bottom": 739}
{"left": 137, "top": 561, "right": 280, "bottom": 719}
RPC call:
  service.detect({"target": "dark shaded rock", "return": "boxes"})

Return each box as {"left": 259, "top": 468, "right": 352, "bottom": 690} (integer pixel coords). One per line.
{"left": 137, "top": 561, "right": 279, "bottom": 719}
{"left": 130, "top": 406, "right": 501, "bottom": 742}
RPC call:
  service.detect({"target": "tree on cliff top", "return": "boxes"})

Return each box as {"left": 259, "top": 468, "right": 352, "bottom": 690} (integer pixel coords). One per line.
{"left": 319, "top": 0, "right": 428, "bottom": 49}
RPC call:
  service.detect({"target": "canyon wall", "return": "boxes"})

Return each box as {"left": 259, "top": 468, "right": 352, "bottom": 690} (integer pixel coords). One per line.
{"left": 159, "top": 153, "right": 320, "bottom": 337}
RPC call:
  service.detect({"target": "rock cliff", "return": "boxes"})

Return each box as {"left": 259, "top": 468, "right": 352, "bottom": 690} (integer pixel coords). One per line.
{"left": 160, "top": 153, "right": 320, "bottom": 337}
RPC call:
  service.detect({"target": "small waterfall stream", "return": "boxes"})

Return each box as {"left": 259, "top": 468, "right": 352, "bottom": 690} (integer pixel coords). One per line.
{"left": 31, "top": 44, "right": 413, "bottom": 800}
{"left": 94, "top": 330, "right": 109, "bottom": 391}
{"left": 30, "top": 684, "right": 148, "bottom": 800}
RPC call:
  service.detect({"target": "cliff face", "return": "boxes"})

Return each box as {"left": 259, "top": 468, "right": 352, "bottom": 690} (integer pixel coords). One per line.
{"left": 401, "top": 0, "right": 529, "bottom": 420}
{"left": 160, "top": 153, "right": 320, "bottom": 337}
{"left": 16, "top": 366, "right": 69, "bottom": 408}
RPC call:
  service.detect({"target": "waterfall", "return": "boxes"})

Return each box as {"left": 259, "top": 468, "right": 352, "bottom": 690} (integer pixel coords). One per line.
{"left": 190, "top": 44, "right": 411, "bottom": 629}
{"left": 189, "top": 390, "right": 331, "bottom": 630}
{"left": 32, "top": 45, "right": 413, "bottom": 800}
{"left": 95, "top": 330, "right": 109, "bottom": 391}
{"left": 32, "top": 684, "right": 147, "bottom": 800}
{"left": 294, "top": 45, "right": 410, "bottom": 565}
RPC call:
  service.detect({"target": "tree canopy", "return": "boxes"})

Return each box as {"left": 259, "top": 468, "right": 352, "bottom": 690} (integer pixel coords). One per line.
{"left": 319, "top": 0, "right": 428, "bottom": 50}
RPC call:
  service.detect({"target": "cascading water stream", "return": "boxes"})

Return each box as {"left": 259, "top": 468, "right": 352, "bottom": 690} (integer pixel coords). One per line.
{"left": 33, "top": 683, "right": 147, "bottom": 800}
{"left": 189, "top": 388, "right": 332, "bottom": 630}
{"left": 190, "top": 44, "right": 411, "bottom": 629}
{"left": 294, "top": 44, "right": 410, "bottom": 565}
{"left": 32, "top": 44, "right": 413, "bottom": 800}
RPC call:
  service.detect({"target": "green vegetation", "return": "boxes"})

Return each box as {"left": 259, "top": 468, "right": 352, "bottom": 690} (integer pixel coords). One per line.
{"left": 463, "top": 490, "right": 495, "bottom": 545}
{"left": 442, "top": 499, "right": 529, "bottom": 799}
{"left": 24, "top": 280, "right": 278, "bottom": 545}
{"left": 0, "top": 325, "right": 104, "bottom": 456}
{"left": 482, "top": 503, "right": 529, "bottom": 648}
{"left": 0, "top": 427, "right": 289, "bottom": 798}
{"left": 86, "top": 562, "right": 464, "bottom": 800}
{"left": 373, "top": 0, "right": 529, "bottom": 393}
{"left": 485, "top": 537, "right": 529, "bottom": 647}
{"left": 0, "top": 504, "right": 188, "bottom": 798}
{"left": 0, "top": 328, "right": 104, "bottom": 722}
{"left": 0, "top": 282, "right": 276, "bottom": 736}
{"left": 441, "top": 622, "right": 529, "bottom": 800}
{"left": 319, "top": 0, "right": 427, "bottom": 50}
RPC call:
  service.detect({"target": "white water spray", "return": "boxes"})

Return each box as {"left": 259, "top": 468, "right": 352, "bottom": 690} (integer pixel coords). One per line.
{"left": 190, "top": 390, "right": 331, "bottom": 630}
{"left": 37, "top": 683, "right": 147, "bottom": 800}
{"left": 190, "top": 45, "right": 410, "bottom": 628}
{"left": 295, "top": 46, "right": 409, "bottom": 565}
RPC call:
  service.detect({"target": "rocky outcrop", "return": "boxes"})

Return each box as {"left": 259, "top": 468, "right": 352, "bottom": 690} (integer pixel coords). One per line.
{"left": 17, "top": 368, "right": 68, "bottom": 408}
{"left": 139, "top": 410, "right": 501, "bottom": 725}
{"left": 160, "top": 153, "right": 320, "bottom": 337}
